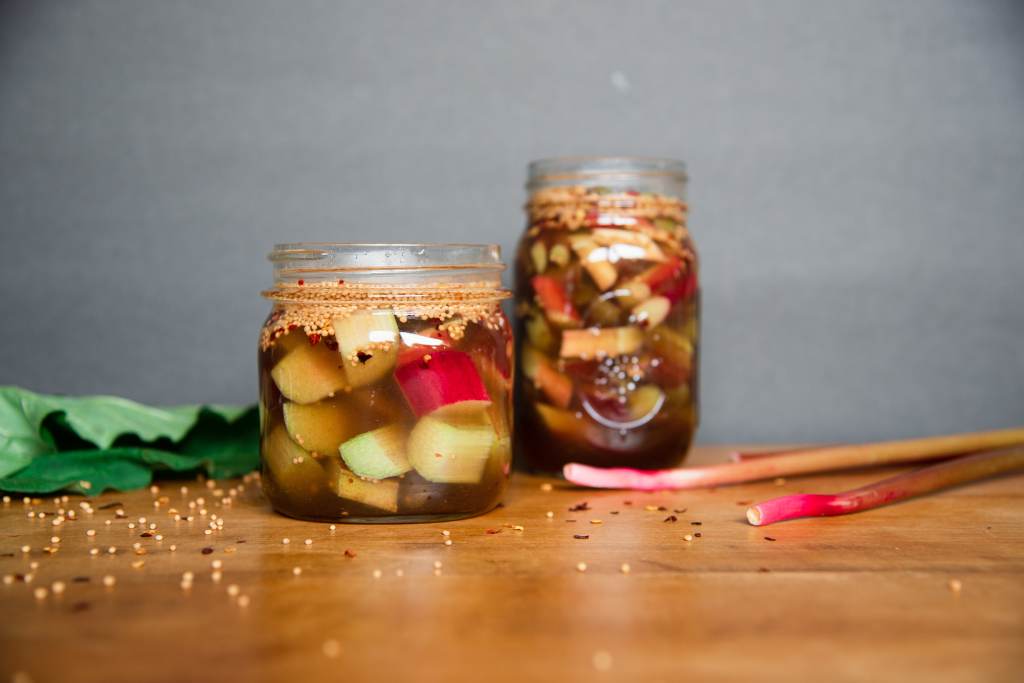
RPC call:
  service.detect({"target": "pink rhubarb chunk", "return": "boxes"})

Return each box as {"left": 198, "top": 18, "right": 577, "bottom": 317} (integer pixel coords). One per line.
{"left": 395, "top": 349, "right": 491, "bottom": 417}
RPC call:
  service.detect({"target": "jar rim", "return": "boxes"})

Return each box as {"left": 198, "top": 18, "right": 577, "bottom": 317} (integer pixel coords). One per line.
{"left": 268, "top": 242, "right": 506, "bottom": 273}
{"left": 527, "top": 156, "right": 687, "bottom": 187}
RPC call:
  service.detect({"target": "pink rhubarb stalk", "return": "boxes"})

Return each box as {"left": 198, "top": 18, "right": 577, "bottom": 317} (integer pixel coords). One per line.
{"left": 563, "top": 426, "right": 1024, "bottom": 491}
{"left": 746, "top": 445, "right": 1024, "bottom": 526}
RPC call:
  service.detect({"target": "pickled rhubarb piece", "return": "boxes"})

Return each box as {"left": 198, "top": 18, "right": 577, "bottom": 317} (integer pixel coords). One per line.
{"left": 333, "top": 311, "right": 400, "bottom": 388}
{"left": 614, "top": 281, "right": 652, "bottom": 307}
{"left": 590, "top": 228, "right": 667, "bottom": 263}
{"left": 339, "top": 424, "right": 412, "bottom": 480}
{"left": 648, "top": 325, "right": 694, "bottom": 385}
{"left": 639, "top": 255, "right": 684, "bottom": 290}
{"left": 283, "top": 399, "right": 362, "bottom": 455}
{"left": 530, "top": 241, "right": 548, "bottom": 274}
{"left": 407, "top": 413, "right": 497, "bottom": 484}
{"left": 322, "top": 457, "right": 400, "bottom": 512}
{"left": 585, "top": 295, "right": 625, "bottom": 327}
{"left": 658, "top": 270, "right": 698, "bottom": 304}
{"left": 549, "top": 243, "right": 570, "bottom": 267}
{"left": 535, "top": 403, "right": 586, "bottom": 445}
{"left": 271, "top": 339, "right": 349, "bottom": 404}
{"left": 263, "top": 426, "right": 327, "bottom": 497}
{"left": 531, "top": 275, "right": 581, "bottom": 326}
{"left": 631, "top": 296, "right": 671, "bottom": 329}
{"left": 395, "top": 349, "right": 491, "bottom": 417}
{"left": 560, "top": 326, "right": 644, "bottom": 359}
{"left": 521, "top": 346, "right": 573, "bottom": 409}
{"left": 524, "top": 311, "right": 557, "bottom": 354}
{"left": 568, "top": 235, "right": 618, "bottom": 290}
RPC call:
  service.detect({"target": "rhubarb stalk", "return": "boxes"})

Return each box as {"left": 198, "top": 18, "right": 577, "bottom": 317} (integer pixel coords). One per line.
{"left": 563, "top": 426, "right": 1024, "bottom": 491}
{"left": 746, "top": 446, "right": 1024, "bottom": 526}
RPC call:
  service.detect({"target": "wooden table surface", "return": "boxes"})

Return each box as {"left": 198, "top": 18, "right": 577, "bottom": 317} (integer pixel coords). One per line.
{"left": 1, "top": 445, "right": 1021, "bottom": 683}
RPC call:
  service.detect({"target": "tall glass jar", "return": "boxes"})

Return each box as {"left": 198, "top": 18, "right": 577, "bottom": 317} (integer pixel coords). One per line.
{"left": 514, "top": 158, "right": 699, "bottom": 472}
{"left": 259, "top": 243, "right": 513, "bottom": 523}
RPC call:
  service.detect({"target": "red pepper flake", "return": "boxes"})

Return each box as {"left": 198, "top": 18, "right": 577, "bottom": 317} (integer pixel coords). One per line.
{"left": 356, "top": 351, "right": 373, "bottom": 364}
{"left": 201, "top": 547, "right": 214, "bottom": 554}
{"left": 288, "top": 324, "right": 298, "bottom": 332}
{"left": 297, "top": 279, "right": 305, "bottom": 286}
{"left": 485, "top": 528, "right": 502, "bottom": 535}
{"left": 663, "top": 515, "right": 678, "bottom": 523}
{"left": 568, "top": 502, "right": 591, "bottom": 512}
{"left": 337, "top": 279, "right": 345, "bottom": 285}
{"left": 573, "top": 534, "right": 590, "bottom": 540}
{"left": 763, "top": 536, "right": 776, "bottom": 542}
{"left": 343, "top": 549, "right": 357, "bottom": 558}
{"left": 139, "top": 532, "right": 153, "bottom": 538}
{"left": 308, "top": 333, "right": 321, "bottom": 346}
{"left": 694, "top": 532, "right": 702, "bottom": 538}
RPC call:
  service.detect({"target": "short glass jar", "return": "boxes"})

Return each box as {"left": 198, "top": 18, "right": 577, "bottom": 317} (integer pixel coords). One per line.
{"left": 514, "top": 157, "right": 699, "bottom": 472}
{"left": 259, "top": 243, "right": 513, "bottom": 523}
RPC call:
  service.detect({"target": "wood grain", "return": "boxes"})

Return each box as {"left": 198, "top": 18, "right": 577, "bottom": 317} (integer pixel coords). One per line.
{"left": 1, "top": 446, "right": 1021, "bottom": 683}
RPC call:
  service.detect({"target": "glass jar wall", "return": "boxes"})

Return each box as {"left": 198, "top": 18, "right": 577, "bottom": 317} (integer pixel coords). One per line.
{"left": 514, "top": 158, "right": 699, "bottom": 472}
{"left": 259, "top": 243, "right": 513, "bottom": 523}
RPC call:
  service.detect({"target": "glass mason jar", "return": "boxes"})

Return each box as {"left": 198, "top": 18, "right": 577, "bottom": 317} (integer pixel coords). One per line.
{"left": 259, "top": 243, "right": 513, "bottom": 523}
{"left": 514, "top": 157, "right": 699, "bottom": 472}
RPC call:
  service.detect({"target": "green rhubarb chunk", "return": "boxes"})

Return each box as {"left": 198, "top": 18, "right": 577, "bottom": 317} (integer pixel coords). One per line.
{"left": 262, "top": 426, "right": 327, "bottom": 498}
{"left": 333, "top": 311, "right": 400, "bottom": 388}
{"left": 271, "top": 339, "right": 349, "bottom": 404}
{"left": 322, "top": 457, "right": 400, "bottom": 512}
{"left": 339, "top": 424, "right": 412, "bottom": 480}
{"left": 283, "top": 398, "right": 362, "bottom": 455}
{"left": 407, "top": 413, "right": 496, "bottom": 484}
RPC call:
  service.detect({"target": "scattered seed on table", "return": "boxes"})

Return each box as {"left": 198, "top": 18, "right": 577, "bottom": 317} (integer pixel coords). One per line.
{"left": 540, "top": 483, "right": 553, "bottom": 492}
{"left": 690, "top": 521, "right": 702, "bottom": 526}
{"left": 322, "top": 639, "right": 341, "bottom": 658}
{"left": 34, "top": 587, "right": 48, "bottom": 600}
{"left": 329, "top": 525, "right": 336, "bottom": 532}
{"left": 281, "top": 538, "right": 290, "bottom": 545}
{"left": 574, "top": 535, "right": 590, "bottom": 540}
{"left": 663, "top": 516, "right": 678, "bottom": 523}
{"left": 545, "top": 511, "right": 554, "bottom": 519}
{"left": 227, "top": 584, "right": 240, "bottom": 596}
{"left": 443, "top": 539, "right": 453, "bottom": 547}
{"left": 107, "top": 547, "right": 116, "bottom": 555}
{"left": 684, "top": 534, "right": 694, "bottom": 542}
{"left": 237, "top": 595, "right": 250, "bottom": 608}
{"left": 433, "top": 561, "right": 442, "bottom": 570}
{"left": 372, "top": 570, "right": 382, "bottom": 579}
{"left": 441, "top": 530, "right": 450, "bottom": 537}
{"left": 949, "top": 579, "right": 963, "bottom": 594}
{"left": 212, "top": 571, "right": 223, "bottom": 582}
{"left": 620, "top": 563, "right": 631, "bottom": 574}
{"left": 304, "top": 538, "right": 313, "bottom": 546}
{"left": 576, "top": 562, "right": 588, "bottom": 572}
{"left": 20, "top": 545, "right": 30, "bottom": 554}
{"left": 763, "top": 536, "right": 776, "bottom": 542}
{"left": 169, "top": 545, "right": 177, "bottom": 552}
{"left": 344, "top": 549, "right": 357, "bottom": 558}
{"left": 292, "top": 567, "right": 302, "bottom": 576}
{"left": 89, "top": 548, "right": 99, "bottom": 557}
{"left": 51, "top": 581, "right": 66, "bottom": 594}
{"left": 211, "top": 560, "right": 222, "bottom": 569}
{"left": 102, "top": 575, "right": 116, "bottom": 587}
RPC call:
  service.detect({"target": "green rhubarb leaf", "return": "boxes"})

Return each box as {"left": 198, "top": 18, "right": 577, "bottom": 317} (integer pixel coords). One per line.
{"left": 0, "top": 386, "right": 258, "bottom": 494}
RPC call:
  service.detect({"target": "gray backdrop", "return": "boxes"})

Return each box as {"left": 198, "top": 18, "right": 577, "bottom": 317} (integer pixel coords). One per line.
{"left": 1, "top": 0, "right": 1022, "bottom": 442}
